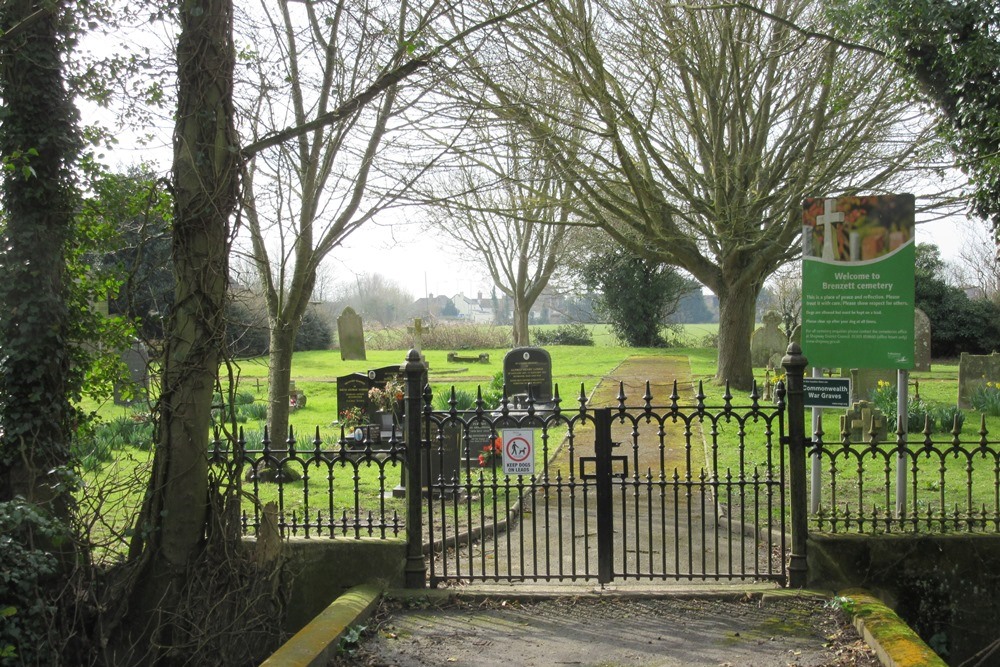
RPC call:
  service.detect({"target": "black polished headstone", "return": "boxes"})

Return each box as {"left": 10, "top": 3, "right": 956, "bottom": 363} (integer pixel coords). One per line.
{"left": 503, "top": 347, "right": 553, "bottom": 402}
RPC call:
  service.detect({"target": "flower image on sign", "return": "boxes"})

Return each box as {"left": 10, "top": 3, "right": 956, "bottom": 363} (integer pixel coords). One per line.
{"left": 502, "top": 429, "right": 535, "bottom": 476}
{"left": 801, "top": 194, "right": 915, "bottom": 369}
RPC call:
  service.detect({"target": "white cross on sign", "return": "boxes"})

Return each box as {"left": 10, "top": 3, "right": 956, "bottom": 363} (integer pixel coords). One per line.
{"left": 502, "top": 429, "right": 535, "bottom": 476}
{"left": 817, "top": 198, "right": 843, "bottom": 261}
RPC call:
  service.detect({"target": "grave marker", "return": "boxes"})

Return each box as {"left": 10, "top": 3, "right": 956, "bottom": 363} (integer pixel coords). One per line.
{"left": 337, "top": 307, "right": 366, "bottom": 361}
{"left": 914, "top": 308, "right": 931, "bottom": 372}
{"left": 336, "top": 372, "right": 371, "bottom": 424}
{"left": 114, "top": 340, "right": 150, "bottom": 406}
{"left": 503, "top": 347, "right": 553, "bottom": 403}
{"left": 751, "top": 310, "right": 787, "bottom": 368}
{"left": 958, "top": 352, "right": 1000, "bottom": 409}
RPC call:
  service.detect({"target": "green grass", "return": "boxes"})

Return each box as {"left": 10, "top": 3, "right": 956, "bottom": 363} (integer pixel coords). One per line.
{"left": 77, "top": 327, "right": 1000, "bottom": 547}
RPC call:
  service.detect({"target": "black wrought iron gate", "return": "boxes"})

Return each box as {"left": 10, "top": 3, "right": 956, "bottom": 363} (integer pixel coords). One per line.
{"left": 421, "top": 389, "right": 789, "bottom": 587}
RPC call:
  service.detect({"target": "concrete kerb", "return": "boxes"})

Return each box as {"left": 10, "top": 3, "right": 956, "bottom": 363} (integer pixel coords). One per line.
{"left": 837, "top": 588, "right": 948, "bottom": 667}
{"left": 261, "top": 582, "right": 383, "bottom": 667}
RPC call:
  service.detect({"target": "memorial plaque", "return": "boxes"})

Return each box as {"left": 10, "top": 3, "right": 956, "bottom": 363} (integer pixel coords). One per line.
{"left": 503, "top": 347, "right": 553, "bottom": 402}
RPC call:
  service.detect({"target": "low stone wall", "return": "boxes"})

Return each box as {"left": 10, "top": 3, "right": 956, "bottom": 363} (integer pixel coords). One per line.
{"left": 808, "top": 533, "right": 1000, "bottom": 665}
{"left": 245, "top": 537, "right": 406, "bottom": 635}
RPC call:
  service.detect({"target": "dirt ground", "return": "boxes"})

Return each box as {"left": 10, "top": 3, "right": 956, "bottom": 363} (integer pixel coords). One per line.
{"left": 331, "top": 593, "right": 880, "bottom": 667}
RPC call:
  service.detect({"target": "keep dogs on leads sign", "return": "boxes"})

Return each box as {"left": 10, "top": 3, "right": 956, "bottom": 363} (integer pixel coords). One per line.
{"left": 502, "top": 429, "right": 535, "bottom": 476}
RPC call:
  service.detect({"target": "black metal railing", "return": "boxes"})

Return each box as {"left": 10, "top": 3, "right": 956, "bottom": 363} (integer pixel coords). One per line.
{"left": 209, "top": 426, "right": 406, "bottom": 539}
{"left": 808, "top": 415, "right": 1000, "bottom": 533}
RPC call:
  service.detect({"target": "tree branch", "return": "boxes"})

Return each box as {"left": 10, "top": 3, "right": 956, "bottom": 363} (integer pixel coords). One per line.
{"left": 241, "top": 0, "right": 547, "bottom": 158}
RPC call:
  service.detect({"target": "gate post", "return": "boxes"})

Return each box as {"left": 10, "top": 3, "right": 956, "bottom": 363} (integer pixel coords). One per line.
{"left": 403, "top": 349, "right": 427, "bottom": 588}
{"left": 782, "top": 343, "right": 809, "bottom": 588}
{"left": 594, "top": 407, "right": 614, "bottom": 584}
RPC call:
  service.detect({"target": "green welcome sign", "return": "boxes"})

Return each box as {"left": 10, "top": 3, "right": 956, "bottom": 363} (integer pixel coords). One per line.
{"left": 801, "top": 195, "right": 915, "bottom": 369}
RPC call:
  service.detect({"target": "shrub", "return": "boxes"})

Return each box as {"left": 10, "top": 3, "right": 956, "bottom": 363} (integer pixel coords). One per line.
{"left": 0, "top": 500, "right": 65, "bottom": 665}
{"left": 239, "top": 401, "right": 268, "bottom": 423}
{"left": 870, "top": 381, "right": 966, "bottom": 434}
{"left": 367, "top": 322, "right": 512, "bottom": 351}
{"left": 870, "top": 380, "right": 930, "bottom": 432}
{"left": 930, "top": 404, "right": 966, "bottom": 433}
{"left": 970, "top": 382, "right": 1000, "bottom": 416}
{"left": 532, "top": 324, "right": 595, "bottom": 346}
{"left": 294, "top": 306, "right": 333, "bottom": 351}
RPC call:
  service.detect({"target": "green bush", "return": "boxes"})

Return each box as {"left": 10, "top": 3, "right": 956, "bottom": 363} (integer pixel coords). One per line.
{"left": 930, "top": 404, "right": 966, "bottom": 433}
{"left": 970, "top": 382, "right": 1000, "bottom": 416}
{"left": 870, "top": 381, "right": 966, "bottom": 434}
{"left": 294, "top": 306, "right": 333, "bottom": 351}
{"left": 239, "top": 401, "right": 268, "bottom": 423}
{"left": 532, "top": 324, "right": 595, "bottom": 346}
{"left": 0, "top": 500, "right": 65, "bottom": 665}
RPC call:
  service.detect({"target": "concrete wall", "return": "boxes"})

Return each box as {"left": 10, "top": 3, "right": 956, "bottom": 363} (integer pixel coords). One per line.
{"left": 808, "top": 533, "right": 1000, "bottom": 665}
{"left": 253, "top": 537, "right": 406, "bottom": 635}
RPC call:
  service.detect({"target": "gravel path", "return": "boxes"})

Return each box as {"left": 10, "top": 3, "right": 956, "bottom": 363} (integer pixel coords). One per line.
{"left": 332, "top": 593, "right": 879, "bottom": 667}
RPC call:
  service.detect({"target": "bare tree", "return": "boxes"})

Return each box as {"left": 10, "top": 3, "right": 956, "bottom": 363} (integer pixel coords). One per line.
{"left": 421, "top": 120, "right": 577, "bottom": 346}
{"left": 764, "top": 263, "right": 803, "bottom": 339}
{"left": 458, "top": 0, "right": 946, "bottom": 388}
{"left": 237, "top": 0, "right": 512, "bottom": 441}
{"left": 954, "top": 219, "right": 1000, "bottom": 303}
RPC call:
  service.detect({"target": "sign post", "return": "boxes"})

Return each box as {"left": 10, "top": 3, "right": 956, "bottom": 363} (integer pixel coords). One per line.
{"left": 802, "top": 194, "right": 916, "bottom": 518}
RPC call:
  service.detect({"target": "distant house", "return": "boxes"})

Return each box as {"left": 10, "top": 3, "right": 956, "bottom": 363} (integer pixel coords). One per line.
{"left": 451, "top": 293, "right": 494, "bottom": 323}
{"left": 409, "top": 294, "right": 452, "bottom": 319}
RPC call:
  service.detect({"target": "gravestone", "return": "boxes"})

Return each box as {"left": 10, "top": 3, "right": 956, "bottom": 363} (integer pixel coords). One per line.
{"left": 113, "top": 340, "right": 150, "bottom": 406}
{"left": 407, "top": 317, "right": 429, "bottom": 353}
{"left": 841, "top": 367, "right": 896, "bottom": 405}
{"left": 841, "top": 400, "right": 889, "bottom": 443}
{"left": 751, "top": 310, "right": 787, "bottom": 368}
{"left": 288, "top": 380, "right": 307, "bottom": 411}
{"left": 465, "top": 421, "right": 495, "bottom": 467}
{"left": 336, "top": 372, "right": 371, "bottom": 427}
{"left": 337, "top": 307, "right": 366, "bottom": 361}
{"left": 958, "top": 352, "right": 1000, "bottom": 409}
{"left": 368, "top": 364, "right": 404, "bottom": 432}
{"left": 503, "top": 347, "right": 553, "bottom": 403}
{"left": 914, "top": 308, "right": 931, "bottom": 372}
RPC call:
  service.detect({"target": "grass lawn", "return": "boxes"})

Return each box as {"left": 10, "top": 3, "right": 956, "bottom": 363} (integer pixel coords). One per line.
{"left": 78, "top": 326, "right": 1000, "bottom": 549}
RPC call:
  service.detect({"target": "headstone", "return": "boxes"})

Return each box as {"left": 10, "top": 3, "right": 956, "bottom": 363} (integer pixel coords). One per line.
{"left": 368, "top": 364, "right": 404, "bottom": 428}
{"left": 842, "top": 368, "right": 896, "bottom": 405}
{"left": 336, "top": 372, "right": 371, "bottom": 426}
{"left": 503, "top": 347, "right": 553, "bottom": 403}
{"left": 114, "top": 340, "right": 150, "bottom": 406}
{"left": 288, "top": 380, "right": 307, "bottom": 411}
{"left": 751, "top": 310, "right": 787, "bottom": 368}
{"left": 337, "top": 307, "right": 366, "bottom": 361}
{"left": 914, "top": 308, "right": 931, "bottom": 372}
{"left": 841, "top": 400, "right": 889, "bottom": 443}
{"left": 958, "top": 352, "right": 1000, "bottom": 409}
{"left": 465, "top": 421, "right": 495, "bottom": 466}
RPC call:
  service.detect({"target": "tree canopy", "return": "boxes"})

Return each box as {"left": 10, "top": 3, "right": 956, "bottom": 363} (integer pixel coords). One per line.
{"left": 859, "top": 0, "right": 1000, "bottom": 241}
{"left": 456, "top": 0, "right": 941, "bottom": 387}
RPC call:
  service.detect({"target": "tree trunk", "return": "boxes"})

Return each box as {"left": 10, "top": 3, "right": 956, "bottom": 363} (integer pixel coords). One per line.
{"left": 714, "top": 278, "right": 761, "bottom": 391}
{"left": 125, "top": 0, "right": 239, "bottom": 654}
{"left": 0, "top": 0, "right": 77, "bottom": 509}
{"left": 512, "top": 301, "right": 530, "bottom": 347}
{"left": 266, "top": 320, "right": 298, "bottom": 445}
